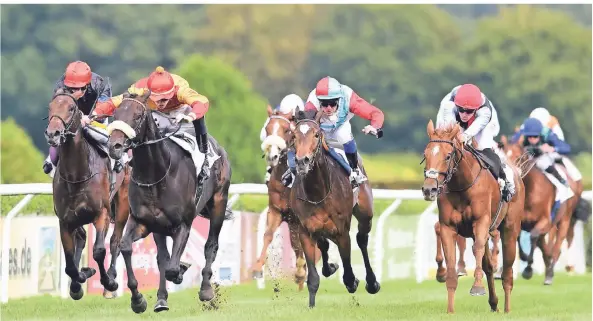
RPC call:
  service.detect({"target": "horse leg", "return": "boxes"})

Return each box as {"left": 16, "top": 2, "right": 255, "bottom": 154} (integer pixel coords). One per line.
{"left": 252, "top": 207, "right": 283, "bottom": 278}
{"left": 153, "top": 233, "right": 171, "bottom": 312}
{"left": 457, "top": 235, "right": 468, "bottom": 277}
{"left": 565, "top": 220, "right": 576, "bottom": 273}
{"left": 287, "top": 219, "right": 307, "bottom": 290}
{"left": 298, "top": 225, "right": 320, "bottom": 308}
{"left": 164, "top": 223, "right": 190, "bottom": 285}
{"left": 440, "top": 224, "right": 458, "bottom": 313}
{"left": 199, "top": 190, "right": 229, "bottom": 302}
{"left": 120, "top": 216, "right": 150, "bottom": 314}
{"left": 316, "top": 237, "right": 339, "bottom": 277}
{"left": 537, "top": 234, "right": 554, "bottom": 286}
{"left": 93, "top": 207, "right": 118, "bottom": 294}
{"left": 523, "top": 217, "right": 551, "bottom": 279}
{"left": 469, "top": 215, "right": 489, "bottom": 296}
{"left": 500, "top": 222, "right": 519, "bottom": 313}
{"left": 550, "top": 215, "right": 570, "bottom": 268}
{"left": 352, "top": 203, "right": 380, "bottom": 294}
{"left": 482, "top": 240, "right": 499, "bottom": 312}
{"left": 60, "top": 223, "right": 96, "bottom": 300}
{"left": 335, "top": 232, "right": 359, "bottom": 294}
{"left": 434, "top": 222, "right": 447, "bottom": 282}
{"left": 105, "top": 183, "right": 130, "bottom": 298}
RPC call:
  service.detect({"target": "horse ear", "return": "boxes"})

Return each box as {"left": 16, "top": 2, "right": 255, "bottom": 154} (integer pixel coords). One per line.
{"left": 451, "top": 124, "right": 461, "bottom": 139}
{"left": 141, "top": 88, "right": 151, "bottom": 101}
{"left": 426, "top": 119, "right": 435, "bottom": 137}
{"left": 295, "top": 106, "right": 305, "bottom": 120}
{"left": 314, "top": 110, "right": 323, "bottom": 123}
{"left": 266, "top": 104, "right": 274, "bottom": 116}
{"left": 518, "top": 134, "right": 525, "bottom": 146}
{"left": 500, "top": 135, "right": 508, "bottom": 147}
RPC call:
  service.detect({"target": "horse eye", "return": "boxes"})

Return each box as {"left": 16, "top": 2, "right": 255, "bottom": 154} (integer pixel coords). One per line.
{"left": 315, "top": 132, "right": 319, "bottom": 138}
{"left": 445, "top": 154, "right": 451, "bottom": 161}
{"left": 69, "top": 105, "right": 75, "bottom": 112}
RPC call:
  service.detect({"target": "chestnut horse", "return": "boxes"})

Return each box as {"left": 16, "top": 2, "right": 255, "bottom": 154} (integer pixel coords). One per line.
{"left": 252, "top": 105, "right": 309, "bottom": 290}
{"left": 45, "top": 89, "right": 131, "bottom": 300}
{"left": 500, "top": 135, "right": 583, "bottom": 284}
{"left": 421, "top": 121, "right": 523, "bottom": 313}
{"left": 290, "top": 108, "right": 381, "bottom": 308}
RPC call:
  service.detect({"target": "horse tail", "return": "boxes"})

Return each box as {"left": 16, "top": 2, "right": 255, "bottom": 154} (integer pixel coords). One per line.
{"left": 573, "top": 197, "right": 592, "bottom": 222}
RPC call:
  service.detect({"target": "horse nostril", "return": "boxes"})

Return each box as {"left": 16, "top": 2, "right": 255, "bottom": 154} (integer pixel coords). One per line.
{"left": 304, "top": 156, "right": 310, "bottom": 163}
{"left": 272, "top": 155, "right": 278, "bottom": 161}
{"left": 112, "top": 143, "right": 123, "bottom": 151}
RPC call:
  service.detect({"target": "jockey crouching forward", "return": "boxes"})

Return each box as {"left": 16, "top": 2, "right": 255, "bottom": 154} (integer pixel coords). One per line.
{"left": 281, "top": 76, "right": 384, "bottom": 188}
{"left": 43, "top": 60, "right": 113, "bottom": 177}
{"left": 95, "top": 66, "right": 211, "bottom": 183}
{"left": 260, "top": 94, "right": 304, "bottom": 184}
{"left": 437, "top": 84, "right": 515, "bottom": 202}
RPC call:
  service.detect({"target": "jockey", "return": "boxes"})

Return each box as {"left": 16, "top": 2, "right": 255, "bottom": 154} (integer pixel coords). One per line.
{"left": 436, "top": 84, "right": 515, "bottom": 202}
{"left": 42, "top": 60, "right": 112, "bottom": 176}
{"left": 95, "top": 66, "right": 211, "bottom": 182}
{"left": 518, "top": 117, "right": 572, "bottom": 187}
{"left": 260, "top": 94, "right": 304, "bottom": 184}
{"left": 282, "top": 76, "right": 384, "bottom": 188}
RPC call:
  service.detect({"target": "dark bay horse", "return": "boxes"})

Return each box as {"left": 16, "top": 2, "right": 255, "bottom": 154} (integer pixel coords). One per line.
{"left": 44, "top": 89, "right": 131, "bottom": 300}
{"left": 500, "top": 135, "right": 583, "bottom": 285}
{"left": 289, "top": 108, "right": 380, "bottom": 308}
{"left": 421, "top": 121, "right": 524, "bottom": 313}
{"left": 106, "top": 90, "right": 232, "bottom": 314}
{"left": 253, "top": 105, "right": 310, "bottom": 290}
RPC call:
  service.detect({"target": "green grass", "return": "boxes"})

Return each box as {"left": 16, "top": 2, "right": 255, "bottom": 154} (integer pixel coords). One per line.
{"left": 2, "top": 274, "right": 590, "bottom": 321}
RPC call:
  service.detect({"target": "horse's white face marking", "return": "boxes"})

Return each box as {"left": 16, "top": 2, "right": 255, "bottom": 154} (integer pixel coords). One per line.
{"left": 299, "top": 124, "right": 311, "bottom": 135}
{"left": 431, "top": 145, "right": 440, "bottom": 156}
{"left": 271, "top": 121, "right": 280, "bottom": 136}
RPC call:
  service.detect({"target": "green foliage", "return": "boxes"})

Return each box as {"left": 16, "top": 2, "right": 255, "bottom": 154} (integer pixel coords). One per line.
{"left": 174, "top": 54, "right": 268, "bottom": 183}
{"left": 0, "top": 118, "right": 50, "bottom": 184}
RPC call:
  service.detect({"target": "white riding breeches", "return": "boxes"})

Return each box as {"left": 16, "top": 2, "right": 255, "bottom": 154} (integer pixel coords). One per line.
{"left": 535, "top": 152, "right": 575, "bottom": 202}
{"left": 561, "top": 156, "right": 582, "bottom": 182}
{"left": 323, "top": 120, "right": 354, "bottom": 149}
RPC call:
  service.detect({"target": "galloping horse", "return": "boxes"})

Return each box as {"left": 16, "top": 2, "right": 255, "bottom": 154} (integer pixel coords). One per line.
{"left": 44, "top": 88, "right": 131, "bottom": 300}
{"left": 421, "top": 121, "right": 523, "bottom": 313}
{"left": 253, "top": 105, "right": 311, "bottom": 290}
{"left": 500, "top": 135, "right": 583, "bottom": 284}
{"left": 290, "top": 108, "right": 381, "bottom": 308}
{"left": 107, "top": 90, "right": 233, "bottom": 313}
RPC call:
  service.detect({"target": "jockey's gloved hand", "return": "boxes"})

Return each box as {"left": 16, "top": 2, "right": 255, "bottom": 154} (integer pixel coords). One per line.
{"left": 81, "top": 115, "right": 92, "bottom": 126}
{"left": 362, "top": 125, "right": 382, "bottom": 138}
{"left": 174, "top": 112, "right": 196, "bottom": 124}
{"left": 461, "top": 133, "right": 472, "bottom": 145}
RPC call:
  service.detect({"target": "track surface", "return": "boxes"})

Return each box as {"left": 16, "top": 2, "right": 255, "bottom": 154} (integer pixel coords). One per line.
{"left": 2, "top": 274, "right": 591, "bottom": 321}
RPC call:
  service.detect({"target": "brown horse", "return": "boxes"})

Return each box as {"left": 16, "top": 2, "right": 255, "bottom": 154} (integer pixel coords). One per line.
{"left": 500, "top": 135, "right": 583, "bottom": 284}
{"left": 434, "top": 223, "right": 467, "bottom": 281}
{"left": 289, "top": 108, "right": 380, "bottom": 308}
{"left": 44, "top": 89, "right": 131, "bottom": 300}
{"left": 421, "top": 121, "right": 523, "bottom": 313}
{"left": 252, "top": 105, "right": 309, "bottom": 290}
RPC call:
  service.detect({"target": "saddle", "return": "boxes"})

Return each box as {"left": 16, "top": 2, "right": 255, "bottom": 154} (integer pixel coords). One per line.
{"left": 466, "top": 145, "right": 501, "bottom": 180}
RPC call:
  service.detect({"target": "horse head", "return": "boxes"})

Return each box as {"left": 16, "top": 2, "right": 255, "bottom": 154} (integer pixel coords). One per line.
{"left": 421, "top": 120, "right": 464, "bottom": 201}
{"left": 293, "top": 106, "right": 324, "bottom": 176}
{"left": 107, "top": 88, "right": 153, "bottom": 160}
{"left": 44, "top": 88, "right": 84, "bottom": 147}
{"left": 261, "top": 105, "right": 296, "bottom": 167}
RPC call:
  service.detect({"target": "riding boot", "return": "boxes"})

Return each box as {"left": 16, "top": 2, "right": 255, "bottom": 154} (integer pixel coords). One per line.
{"left": 43, "top": 146, "right": 59, "bottom": 175}
{"left": 345, "top": 152, "right": 362, "bottom": 187}
{"left": 265, "top": 165, "right": 272, "bottom": 185}
{"left": 193, "top": 117, "right": 210, "bottom": 183}
{"left": 545, "top": 165, "right": 568, "bottom": 186}
{"left": 281, "top": 149, "right": 296, "bottom": 187}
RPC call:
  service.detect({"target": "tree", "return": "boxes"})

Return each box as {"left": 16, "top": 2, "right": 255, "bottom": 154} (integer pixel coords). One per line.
{"left": 174, "top": 54, "right": 268, "bottom": 183}
{"left": 458, "top": 5, "right": 592, "bottom": 151}
{"left": 0, "top": 118, "right": 50, "bottom": 183}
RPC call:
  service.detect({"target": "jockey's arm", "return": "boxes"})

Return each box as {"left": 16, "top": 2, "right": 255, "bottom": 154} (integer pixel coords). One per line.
{"left": 437, "top": 100, "right": 457, "bottom": 128}
{"left": 93, "top": 93, "right": 124, "bottom": 117}
{"left": 348, "top": 91, "right": 384, "bottom": 129}
{"left": 177, "top": 87, "right": 209, "bottom": 120}
{"left": 463, "top": 106, "right": 491, "bottom": 138}
{"left": 547, "top": 132, "right": 571, "bottom": 155}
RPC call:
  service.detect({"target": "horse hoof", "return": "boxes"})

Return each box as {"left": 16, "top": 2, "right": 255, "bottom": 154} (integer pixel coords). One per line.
{"left": 365, "top": 281, "right": 381, "bottom": 294}
{"left": 69, "top": 286, "right": 84, "bottom": 300}
{"left": 436, "top": 274, "right": 446, "bottom": 283}
{"left": 469, "top": 285, "right": 486, "bottom": 296}
{"left": 165, "top": 269, "right": 180, "bottom": 283}
{"left": 457, "top": 268, "right": 467, "bottom": 277}
{"left": 102, "top": 289, "right": 117, "bottom": 299}
{"left": 102, "top": 278, "right": 118, "bottom": 292}
{"left": 154, "top": 299, "right": 169, "bottom": 312}
{"left": 252, "top": 270, "right": 263, "bottom": 279}
{"left": 543, "top": 277, "right": 553, "bottom": 286}
{"left": 346, "top": 278, "right": 359, "bottom": 294}
{"left": 131, "top": 295, "right": 148, "bottom": 314}
{"left": 522, "top": 267, "right": 533, "bottom": 280}
{"left": 322, "top": 263, "right": 339, "bottom": 277}
{"left": 80, "top": 267, "right": 96, "bottom": 279}
{"left": 179, "top": 261, "right": 192, "bottom": 275}
{"left": 199, "top": 287, "right": 215, "bottom": 302}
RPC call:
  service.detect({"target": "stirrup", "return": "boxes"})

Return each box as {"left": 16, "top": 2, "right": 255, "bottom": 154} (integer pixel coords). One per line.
{"left": 114, "top": 160, "right": 123, "bottom": 173}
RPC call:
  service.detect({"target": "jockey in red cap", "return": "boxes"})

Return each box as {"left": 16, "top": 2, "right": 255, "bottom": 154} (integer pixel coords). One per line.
{"left": 436, "top": 84, "right": 515, "bottom": 202}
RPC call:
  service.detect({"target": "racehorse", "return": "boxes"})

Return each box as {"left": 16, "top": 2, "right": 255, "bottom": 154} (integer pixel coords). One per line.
{"left": 106, "top": 90, "right": 233, "bottom": 313}
{"left": 289, "top": 108, "right": 381, "bottom": 308}
{"left": 499, "top": 134, "right": 583, "bottom": 284}
{"left": 44, "top": 88, "right": 131, "bottom": 300}
{"left": 421, "top": 120, "right": 523, "bottom": 313}
{"left": 253, "top": 105, "right": 312, "bottom": 290}
{"left": 434, "top": 223, "right": 468, "bottom": 281}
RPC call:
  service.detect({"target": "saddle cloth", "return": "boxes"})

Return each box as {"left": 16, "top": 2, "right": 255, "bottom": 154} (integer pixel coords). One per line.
{"left": 542, "top": 164, "right": 574, "bottom": 203}
{"left": 169, "top": 133, "right": 220, "bottom": 179}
